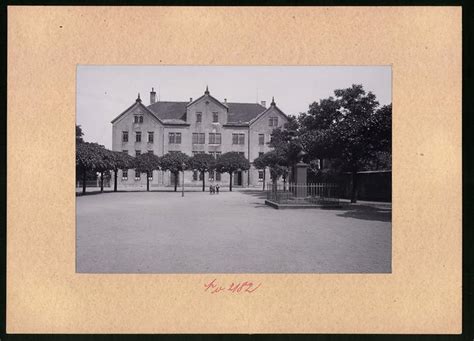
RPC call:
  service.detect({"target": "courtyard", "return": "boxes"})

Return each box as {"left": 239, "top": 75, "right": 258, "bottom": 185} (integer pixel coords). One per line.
{"left": 76, "top": 190, "right": 391, "bottom": 273}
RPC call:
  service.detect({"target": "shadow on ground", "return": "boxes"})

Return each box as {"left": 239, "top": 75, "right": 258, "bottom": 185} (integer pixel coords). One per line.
{"left": 238, "top": 190, "right": 268, "bottom": 199}
{"left": 240, "top": 191, "right": 391, "bottom": 221}
{"left": 334, "top": 204, "right": 392, "bottom": 222}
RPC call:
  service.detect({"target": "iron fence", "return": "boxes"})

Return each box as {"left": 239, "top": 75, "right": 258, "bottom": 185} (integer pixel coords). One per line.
{"left": 266, "top": 182, "right": 339, "bottom": 205}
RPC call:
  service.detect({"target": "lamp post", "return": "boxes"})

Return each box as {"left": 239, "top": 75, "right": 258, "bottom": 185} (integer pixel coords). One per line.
{"left": 181, "top": 162, "right": 185, "bottom": 197}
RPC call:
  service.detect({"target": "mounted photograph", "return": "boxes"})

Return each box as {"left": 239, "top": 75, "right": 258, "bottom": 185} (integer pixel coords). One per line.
{"left": 76, "top": 65, "right": 392, "bottom": 273}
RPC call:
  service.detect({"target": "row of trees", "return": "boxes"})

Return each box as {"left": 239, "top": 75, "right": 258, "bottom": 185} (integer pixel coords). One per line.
{"left": 76, "top": 128, "right": 251, "bottom": 194}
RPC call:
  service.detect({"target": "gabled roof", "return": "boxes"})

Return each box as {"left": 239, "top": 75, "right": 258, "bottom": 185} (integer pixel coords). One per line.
{"left": 187, "top": 93, "right": 229, "bottom": 111}
{"left": 147, "top": 101, "right": 187, "bottom": 120}
{"left": 112, "top": 88, "right": 287, "bottom": 126}
{"left": 111, "top": 98, "right": 163, "bottom": 124}
{"left": 226, "top": 103, "right": 266, "bottom": 123}
{"left": 249, "top": 103, "right": 289, "bottom": 126}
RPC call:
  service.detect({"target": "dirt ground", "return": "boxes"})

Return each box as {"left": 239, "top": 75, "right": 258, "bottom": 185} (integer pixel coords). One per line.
{"left": 76, "top": 190, "right": 391, "bottom": 273}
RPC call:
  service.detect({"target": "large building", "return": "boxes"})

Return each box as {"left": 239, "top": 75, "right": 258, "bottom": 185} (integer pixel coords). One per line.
{"left": 111, "top": 87, "right": 289, "bottom": 188}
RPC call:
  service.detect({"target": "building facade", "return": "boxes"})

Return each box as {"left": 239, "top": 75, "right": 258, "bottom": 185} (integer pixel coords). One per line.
{"left": 111, "top": 87, "right": 289, "bottom": 188}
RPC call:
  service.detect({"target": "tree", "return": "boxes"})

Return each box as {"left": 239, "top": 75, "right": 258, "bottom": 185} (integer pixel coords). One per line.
{"left": 76, "top": 125, "right": 84, "bottom": 144}
{"left": 214, "top": 152, "right": 250, "bottom": 191}
{"left": 253, "top": 154, "right": 267, "bottom": 191}
{"left": 110, "top": 151, "right": 135, "bottom": 192}
{"left": 258, "top": 150, "right": 289, "bottom": 191}
{"left": 268, "top": 116, "right": 302, "bottom": 167}
{"left": 76, "top": 142, "right": 114, "bottom": 194}
{"left": 134, "top": 153, "right": 161, "bottom": 192}
{"left": 159, "top": 152, "right": 190, "bottom": 192}
{"left": 94, "top": 148, "right": 115, "bottom": 193}
{"left": 187, "top": 153, "right": 215, "bottom": 192}
{"left": 298, "top": 84, "right": 391, "bottom": 203}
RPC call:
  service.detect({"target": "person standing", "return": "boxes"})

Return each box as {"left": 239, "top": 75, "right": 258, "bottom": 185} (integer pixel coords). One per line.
{"left": 216, "top": 184, "right": 220, "bottom": 194}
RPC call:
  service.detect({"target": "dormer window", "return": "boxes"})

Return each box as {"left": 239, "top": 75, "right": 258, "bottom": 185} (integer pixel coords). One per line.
{"left": 212, "top": 112, "right": 219, "bottom": 123}
{"left": 196, "top": 112, "right": 202, "bottom": 123}
{"left": 134, "top": 115, "right": 144, "bottom": 123}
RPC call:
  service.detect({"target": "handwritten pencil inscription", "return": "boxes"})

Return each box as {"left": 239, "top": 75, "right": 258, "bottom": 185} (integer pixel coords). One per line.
{"left": 204, "top": 278, "right": 262, "bottom": 294}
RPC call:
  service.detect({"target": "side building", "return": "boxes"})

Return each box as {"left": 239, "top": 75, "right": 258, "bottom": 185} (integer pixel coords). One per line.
{"left": 111, "top": 86, "right": 289, "bottom": 188}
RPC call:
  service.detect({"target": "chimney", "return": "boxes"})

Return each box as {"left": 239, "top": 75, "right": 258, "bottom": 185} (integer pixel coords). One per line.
{"left": 261, "top": 100, "right": 266, "bottom": 108}
{"left": 150, "top": 87, "right": 156, "bottom": 104}
{"left": 189, "top": 97, "right": 193, "bottom": 102}
{"left": 224, "top": 98, "right": 227, "bottom": 103}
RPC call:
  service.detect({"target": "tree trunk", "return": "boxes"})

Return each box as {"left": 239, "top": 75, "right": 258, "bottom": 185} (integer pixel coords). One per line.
{"left": 147, "top": 172, "right": 150, "bottom": 192}
{"left": 100, "top": 171, "right": 104, "bottom": 192}
{"left": 229, "top": 172, "right": 233, "bottom": 192}
{"left": 114, "top": 169, "right": 118, "bottom": 192}
{"left": 82, "top": 169, "right": 87, "bottom": 194}
{"left": 202, "top": 171, "right": 205, "bottom": 192}
{"left": 174, "top": 172, "right": 178, "bottom": 192}
{"left": 350, "top": 170, "right": 358, "bottom": 203}
{"left": 262, "top": 169, "right": 265, "bottom": 191}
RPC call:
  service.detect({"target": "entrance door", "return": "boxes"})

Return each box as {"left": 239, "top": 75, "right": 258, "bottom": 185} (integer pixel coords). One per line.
{"left": 233, "top": 171, "right": 242, "bottom": 186}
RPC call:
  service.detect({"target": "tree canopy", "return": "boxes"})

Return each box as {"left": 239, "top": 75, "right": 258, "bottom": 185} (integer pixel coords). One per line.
{"left": 298, "top": 84, "right": 391, "bottom": 202}
{"left": 268, "top": 115, "right": 302, "bottom": 166}
{"left": 214, "top": 152, "right": 250, "bottom": 191}
{"left": 258, "top": 150, "right": 289, "bottom": 183}
{"left": 76, "top": 125, "right": 84, "bottom": 144}
{"left": 76, "top": 142, "right": 114, "bottom": 172}
{"left": 134, "top": 152, "right": 161, "bottom": 191}
{"left": 160, "top": 152, "right": 190, "bottom": 192}
{"left": 109, "top": 151, "right": 135, "bottom": 192}
{"left": 188, "top": 153, "right": 216, "bottom": 191}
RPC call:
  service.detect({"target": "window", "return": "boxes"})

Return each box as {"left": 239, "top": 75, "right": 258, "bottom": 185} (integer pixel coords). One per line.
{"left": 232, "top": 133, "right": 245, "bottom": 145}
{"left": 122, "top": 169, "right": 128, "bottom": 179}
{"left": 196, "top": 112, "right": 202, "bottom": 123}
{"left": 193, "top": 170, "right": 198, "bottom": 181}
{"left": 209, "top": 170, "right": 214, "bottom": 181}
{"left": 147, "top": 150, "right": 153, "bottom": 155}
{"left": 269, "top": 117, "right": 278, "bottom": 127}
{"left": 258, "top": 170, "right": 264, "bottom": 181}
{"left": 258, "top": 134, "right": 265, "bottom": 145}
{"left": 209, "top": 133, "right": 221, "bottom": 144}
{"left": 169, "top": 132, "right": 182, "bottom": 144}
{"left": 199, "top": 172, "right": 204, "bottom": 181}
{"left": 216, "top": 172, "right": 221, "bottom": 181}
{"left": 122, "top": 150, "right": 128, "bottom": 155}
{"left": 259, "top": 152, "right": 264, "bottom": 158}
{"left": 148, "top": 171, "right": 153, "bottom": 180}
{"left": 210, "top": 151, "right": 222, "bottom": 159}
{"left": 238, "top": 152, "right": 245, "bottom": 157}
{"left": 136, "top": 131, "right": 142, "bottom": 142}
{"left": 135, "top": 150, "right": 141, "bottom": 157}
{"left": 148, "top": 132, "right": 154, "bottom": 143}
{"left": 122, "top": 131, "right": 129, "bottom": 142}
{"left": 192, "top": 151, "right": 205, "bottom": 156}
{"left": 212, "top": 112, "right": 219, "bottom": 123}
{"left": 192, "top": 133, "right": 205, "bottom": 144}
{"left": 135, "top": 169, "right": 140, "bottom": 179}
{"left": 134, "top": 115, "right": 144, "bottom": 123}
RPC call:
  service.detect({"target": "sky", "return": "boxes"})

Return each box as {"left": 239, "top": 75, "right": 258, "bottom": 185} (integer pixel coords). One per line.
{"left": 77, "top": 65, "right": 391, "bottom": 149}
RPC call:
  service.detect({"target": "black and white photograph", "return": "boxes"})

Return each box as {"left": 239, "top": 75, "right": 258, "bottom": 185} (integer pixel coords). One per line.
{"left": 76, "top": 65, "right": 392, "bottom": 274}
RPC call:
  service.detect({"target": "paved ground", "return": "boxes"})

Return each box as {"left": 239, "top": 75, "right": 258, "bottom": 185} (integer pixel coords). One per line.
{"left": 76, "top": 190, "right": 391, "bottom": 273}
